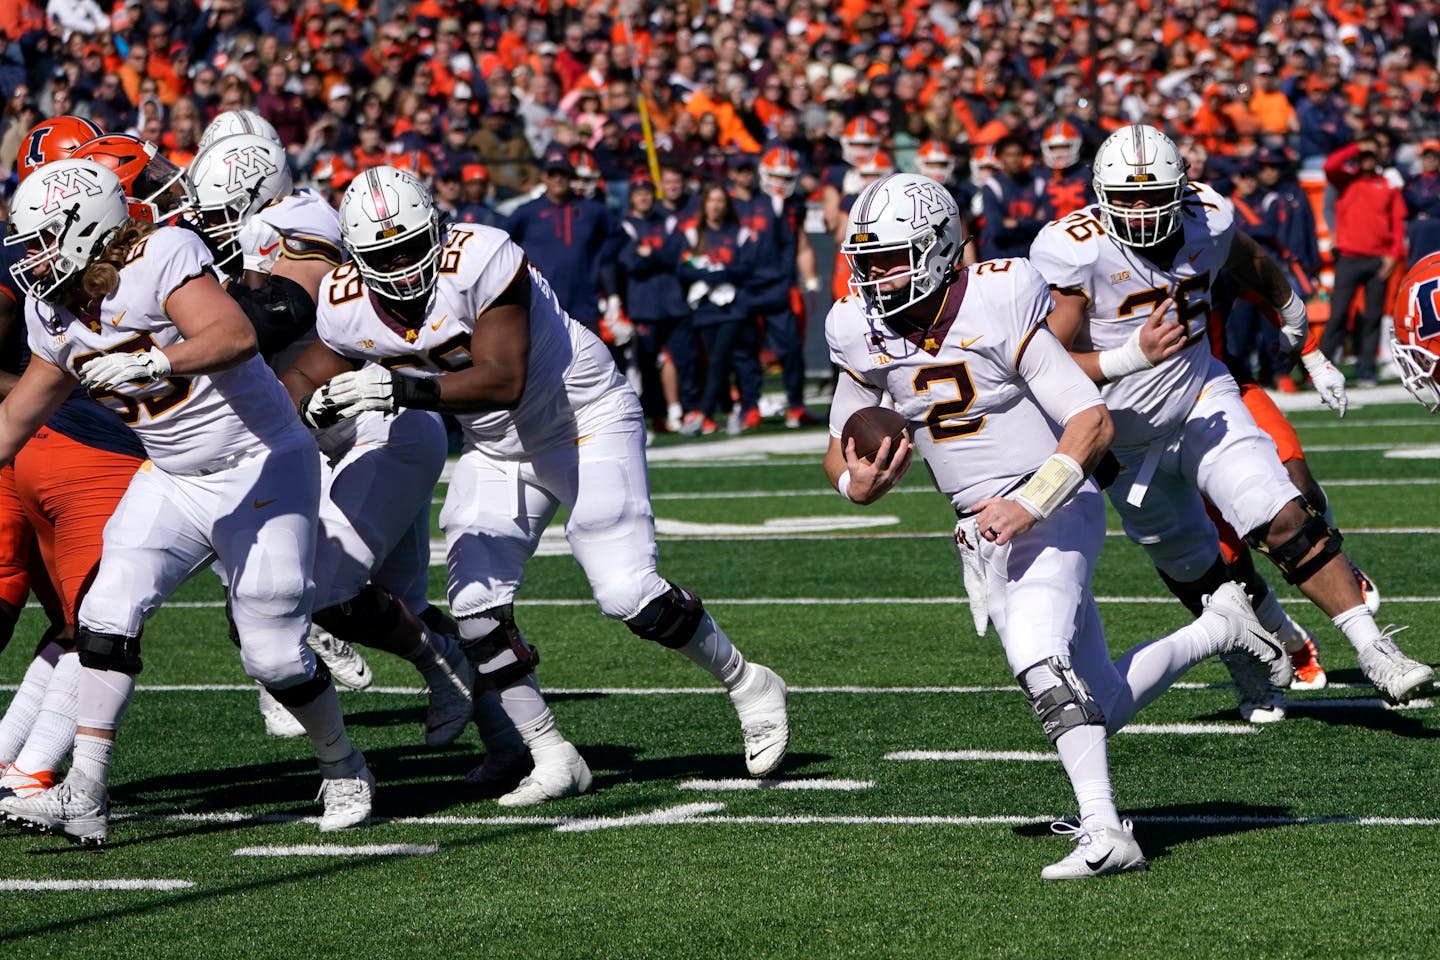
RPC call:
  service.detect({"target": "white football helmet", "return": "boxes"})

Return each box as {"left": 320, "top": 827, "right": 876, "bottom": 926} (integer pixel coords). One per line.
{"left": 841, "top": 117, "right": 882, "bottom": 167}
{"left": 1040, "top": 121, "right": 1083, "bottom": 170}
{"left": 1092, "top": 123, "right": 1187, "bottom": 247}
{"left": 5, "top": 158, "right": 129, "bottom": 302}
{"left": 914, "top": 140, "right": 956, "bottom": 184}
{"left": 841, "top": 172, "right": 963, "bottom": 319}
{"left": 339, "top": 165, "right": 441, "bottom": 302}
{"left": 196, "top": 109, "right": 282, "bottom": 153}
{"left": 188, "top": 133, "right": 293, "bottom": 271}
{"left": 759, "top": 146, "right": 800, "bottom": 198}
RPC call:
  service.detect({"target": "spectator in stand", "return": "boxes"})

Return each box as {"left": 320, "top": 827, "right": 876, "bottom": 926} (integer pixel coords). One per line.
{"left": 1404, "top": 139, "right": 1440, "bottom": 265}
{"left": 677, "top": 183, "right": 757, "bottom": 435}
{"left": 1297, "top": 76, "right": 1352, "bottom": 166}
{"left": 1323, "top": 133, "right": 1408, "bottom": 387}
{"left": 619, "top": 176, "right": 695, "bottom": 433}
{"left": 1248, "top": 62, "right": 1298, "bottom": 138}
{"left": 980, "top": 134, "right": 1046, "bottom": 260}
{"left": 471, "top": 98, "right": 536, "bottom": 201}
{"left": 509, "top": 147, "right": 617, "bottom": 333}
{"left": 454, "top": 164, "right": 507, "bottom": 229}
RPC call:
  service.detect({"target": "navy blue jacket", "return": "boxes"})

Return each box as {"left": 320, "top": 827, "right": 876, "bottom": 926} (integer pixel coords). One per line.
{"left": 618, "top": 210, "right": 689, "bottom": 320}
{"left": 677, "top": 221, "right": 756, "bottom": 326}
{"left": 980, "top": 171, "right": 1047, "bottom": 260}
{"left": 509, "top": 194, "right": 618, "bottom": 326}
{"left": 1404, "top": 171, "right": 1440, "bottom": 265}
{"left": 732, "top": 192, "right": 805, "bottom": 311}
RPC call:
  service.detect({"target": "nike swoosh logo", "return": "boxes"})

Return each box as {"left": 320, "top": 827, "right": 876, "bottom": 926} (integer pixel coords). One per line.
{"left": 431, "top": 315, "right": 446, "bottom": 331}
{"left": 747, "top": 744, "right": 781, "bottom": 765}
{"left": 252, "top": 497, "right": 278, "bottom": 509}
{"left": 1085, "top": 851, "right": 1112, "bottom": 872}
{"left": 111, "top": 310, "right": 125, "bottom": 327}
{"left": 1249, "top": 629, "right": 1284, "bottom": 661}
{"left": 258, "top": 241, "right": 281, "bottom": 256}
{"left": 960, "top": 335, "right": 983, "bottom": 348}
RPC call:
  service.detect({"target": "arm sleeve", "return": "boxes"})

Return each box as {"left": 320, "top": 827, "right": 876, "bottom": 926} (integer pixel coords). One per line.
{"left": 1018, "top": 324, "right": 1106, "bottom": 426}
{"left": 1324, "top": 143, "right": 1359, "bottom": 189}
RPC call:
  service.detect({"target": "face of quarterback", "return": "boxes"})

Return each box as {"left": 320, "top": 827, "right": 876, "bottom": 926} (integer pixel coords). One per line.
{"left": 854, "top": 247, "right": 911, "bottom": 294}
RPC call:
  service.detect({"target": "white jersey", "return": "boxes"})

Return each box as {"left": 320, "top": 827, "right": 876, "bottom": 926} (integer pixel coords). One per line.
{"left": 242, "top": 188, "right": 345, "bottom": 276}
{"left": 1029, "top": 181, "right": 1235, "bottom": 446}
{"left": 315, "top": 224, "right": 638, "bottom": 459}
{"left": 26, "top": 226, "right": 307, "bottom": 474}
{"left": 826, "top": 257, "right": 1104, "bottom": 512}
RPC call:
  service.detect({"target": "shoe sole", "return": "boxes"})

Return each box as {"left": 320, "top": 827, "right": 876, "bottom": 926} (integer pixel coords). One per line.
{"left": 2, "top": 810, "right": 106, "bottom": 846}
{"left": 1380, "top": 668, "right": 1435, "bottom": 705}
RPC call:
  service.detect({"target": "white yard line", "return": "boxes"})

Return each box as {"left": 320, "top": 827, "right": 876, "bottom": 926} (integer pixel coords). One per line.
{"left": 0, "top": 879, "right": 194, "bottom": 891}
{"left": 554, "top": 803, "right": 727, "bottom": 833}
{"left": 677, "top": 779, "right": 874, "bottom": 791}
{"left": 886, "top": 750, "right": 1057, "bottom": 762}
{"left": 1119, "top": 723, "right": 1257, "bottom": 735}
{"left": 233, "top": 844, "right": 437, "bottom": 857}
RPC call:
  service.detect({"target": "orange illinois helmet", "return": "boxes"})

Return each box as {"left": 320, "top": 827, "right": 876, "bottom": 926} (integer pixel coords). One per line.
{"left": 915, "top": 139, "right": 956, "bottom": 183}
{"left": 1391, "top": 251, "right": 1440, "bottom": 412}
{"left": 71, "top": 134, "right": 192, "bottom": 223}
{"left": 855, "top": 150, "right": 895, "bottom": 184}
{"left": 16, "top": 115, "right": 104, "bottom": 182}
{"left": 841, "top": 116, "right": 882, "bottom": 166}
{"left": 1040, "top": 120, "right": 1083, "bottom": 170}
{"left": 569, "top": 147, "right": 601, "bottom": 197}
{"left": 759, "top": 146, "right": 800, "bottom": 198}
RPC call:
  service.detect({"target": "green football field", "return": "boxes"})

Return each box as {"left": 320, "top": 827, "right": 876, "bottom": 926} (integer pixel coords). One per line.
{"left": 3, "top": 395, "right": 1440, "bottom": 959}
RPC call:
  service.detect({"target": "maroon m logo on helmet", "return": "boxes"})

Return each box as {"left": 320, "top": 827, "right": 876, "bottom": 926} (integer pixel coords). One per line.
{"left": 222, "top": 144, "right": 279, "bottom": 193}
{"left": 39, "top": 168, "right": 104, "bottom": 214}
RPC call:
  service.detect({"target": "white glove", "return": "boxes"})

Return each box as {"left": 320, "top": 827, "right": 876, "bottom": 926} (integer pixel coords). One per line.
{"left": 300, "top": 384, "right": 345, "bottom": 429}
{"left": 954, "top": 517, "right": 989, "bottom": 636}
{"left": 1277, "top": 293, "right": 1309, "bottom": 357}
{"left": 79, "top": 347, "right": 171, "bottom": 389}
{"left": 686, "top": 280, "right": 710, "bottom": 307}
{"left": 709, "top": 282, "right": 736, "bottom": 307}
{"left": 238, "top": 218, "right": 282, "bottom": 275}
{"left": 602, "top": 294, "right": 633, "bottom": 346}
{"left": 323, "top": 365, "right": 398, "bottom": 417}
{"left": 803, "top": 277, "right": 821, "bottom": 293}
{"left": 1301, "top": 350, "right": 1348, "bottom": 418}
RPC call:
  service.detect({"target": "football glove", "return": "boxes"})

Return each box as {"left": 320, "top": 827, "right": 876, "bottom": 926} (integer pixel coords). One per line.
{"left": 79, "top": 347, "right": 171, "bottom": 389}
{"left": 1301, "top": 349, "right": 1348, "bottom": 418}
{"left": 323, "top": 365, "right": 399, "bottom": 416}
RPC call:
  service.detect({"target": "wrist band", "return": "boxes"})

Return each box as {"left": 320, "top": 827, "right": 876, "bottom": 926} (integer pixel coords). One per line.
{"left": 837, "top": 469, "right": 855, "bottom": 503}
{"left": 392, "top": 375, "right": 442, "bottom": 410}
{"left": 1013, "top": 453, "right": 1085, "bottom": 520}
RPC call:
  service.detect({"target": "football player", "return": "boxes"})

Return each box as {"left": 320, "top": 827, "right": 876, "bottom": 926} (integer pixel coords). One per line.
{"left": 195, "top": 108, "right": 281, "bottom": 153}
{"left": 14, "top": 116, "right": 104, "bottom": 184}
{"left": 1391, "top": 250, "right": 1440, "bottom": 412}
{"left": 825, "top": 171, "right": 1286, "bottom": 879}
{"left": 1038, "top": 120, "right": 1095, "bottom": 220}
{"left": 0, "top": 119, "right": 146, "bottom": 805}
{"left": 288, "top": 166, "right": 790, "bottom": 805}
{"left": 0, "top": 160, "right": 372, "bottom": 844}
{"left": 1030, "top": 124, "right": 1432, "bottom": 707}
{"left": 188, "top": 133, "right": 474, "bottom": 747}
{"left": 71, "top": 134, "right": 193, "bottom": 224}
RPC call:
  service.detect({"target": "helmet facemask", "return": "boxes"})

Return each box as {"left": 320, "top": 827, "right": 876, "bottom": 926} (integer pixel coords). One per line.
{"left": 5, "top": 206, "right": 112, "bottom": 303}
{"left": 1393, "top": 338, "right": 1440, "bottom": 412}
{"left": 352, "top": 213, "right": 442, "bottom": 302}
{"left": 1095, "top": 181, "right": 1185, "bottom": 247}
{"left": 844, "top": 222, "right": 950, "bottom": 319}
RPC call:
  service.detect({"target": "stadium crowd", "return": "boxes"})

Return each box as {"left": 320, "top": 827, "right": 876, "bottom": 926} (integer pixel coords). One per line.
{"left": 4, "top": 0, "right": 1440, "bottom": 415}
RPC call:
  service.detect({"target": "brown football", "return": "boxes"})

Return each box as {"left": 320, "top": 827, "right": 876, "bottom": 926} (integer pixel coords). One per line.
{"left": 841, "top": 407, "right": 910, "bottom": 462}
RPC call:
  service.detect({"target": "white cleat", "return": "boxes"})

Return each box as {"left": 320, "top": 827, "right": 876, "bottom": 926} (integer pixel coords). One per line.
{"left": 464, "top": 746, "right": 532, "bottom": 793}
{"left": 496, "top": 742, "right": 591, "bottom": 808}
{"left": 729, "top": 664, "right": 790, "bottom": 777}
{"left": 257, "top": 685, "right": 306, "bottom": 738}
{"left": 1221, "top": 652, "right": 1287, "bottom": 723}
{"left": 308, "top": 624, "right": 373, "bottom": 691}
{"left": 1356, "top": 626, "right": 1434, "bottom": 704}
{"left": 423, "top": 632, "right": 475, "bottom": 748}
{"left": 0, "top": 770, "right": 109, "bottom": 846}
{"left": 317, "top": 765, "right": 375, "bottom": 832}
{"left": 1041, "top": 819, "right": 1148, "bottom": 880}
{"left": 1203, "top": 582, "right": 1293, "bottom": 687}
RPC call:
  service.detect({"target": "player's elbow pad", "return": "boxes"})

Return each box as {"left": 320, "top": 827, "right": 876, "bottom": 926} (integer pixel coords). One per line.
{"left": 227, "top": 274, "right": 318, "bottom": 363}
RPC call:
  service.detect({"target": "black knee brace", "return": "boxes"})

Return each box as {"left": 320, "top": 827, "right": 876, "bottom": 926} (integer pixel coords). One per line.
{"left": 625, "top": 584, "right": 705, "bottom": 649}
{"left": 1245, "top": 497, "right": 1343, "bottom": 586}
{"left": 1019, "top": 657, "right": 1105, "bottom": 743}
{"left": 312, "top": 583, "right": 405, "bottom": 645}
{"left": 76, "top": 626, "right": 143, "bottom": 675}
{"left": 265, "top": 658, "right": 332, "bottom": 707}
{"left": 418, "top": 604, "right": 458, "bottom": 639}
{"left": 457, "top": 604, "right": 539, "bottom": 687}
{"left": 1156, "top": 555, "right": 1232, "bottom": 617}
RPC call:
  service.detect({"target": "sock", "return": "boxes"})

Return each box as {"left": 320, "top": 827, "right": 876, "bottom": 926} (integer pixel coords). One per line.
{"left": 1332, "top": 604, "right": 1381, "bottom": 652}
{"left": 473, "top": 686, "right": 523, "bottom": 754}
{"left": 70, "top": 733, "right": 115, "bottom": 784}
{"left": 498, "top": 675, "right": 567, "bottom": 757}
{"left": 1054, "top": 725, "right": 1122, "bottom": 832}
{"left": 1252, "top": 590, "right": 1287, "bottom": 635}
{"left": 1108, "top": 615, "right": 1231, "bottom": 731}
{"left": 9, "top": 652, "right": 81, "bottom": 775}
{"left": 677, "top": 613, "right": 747, "bottom": 689}
{"left": 75, "top": 663, "right": 137, "bottom": 731}
{"left": 0, "top": 643, "right": 62, "bottom": 763}
{"left": 284, "top": 684, "right": 362, "bottom": 773}
{"left": 1276, "top": 613, "right": 1310, "bottom": 654}
{"left": 1020, "top": 664, "right": 1120, "bottom": 831}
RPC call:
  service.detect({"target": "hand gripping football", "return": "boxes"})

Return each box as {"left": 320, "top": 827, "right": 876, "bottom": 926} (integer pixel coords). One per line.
{"left": 841, "top": 407, "right": 910, "bottom": 462}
